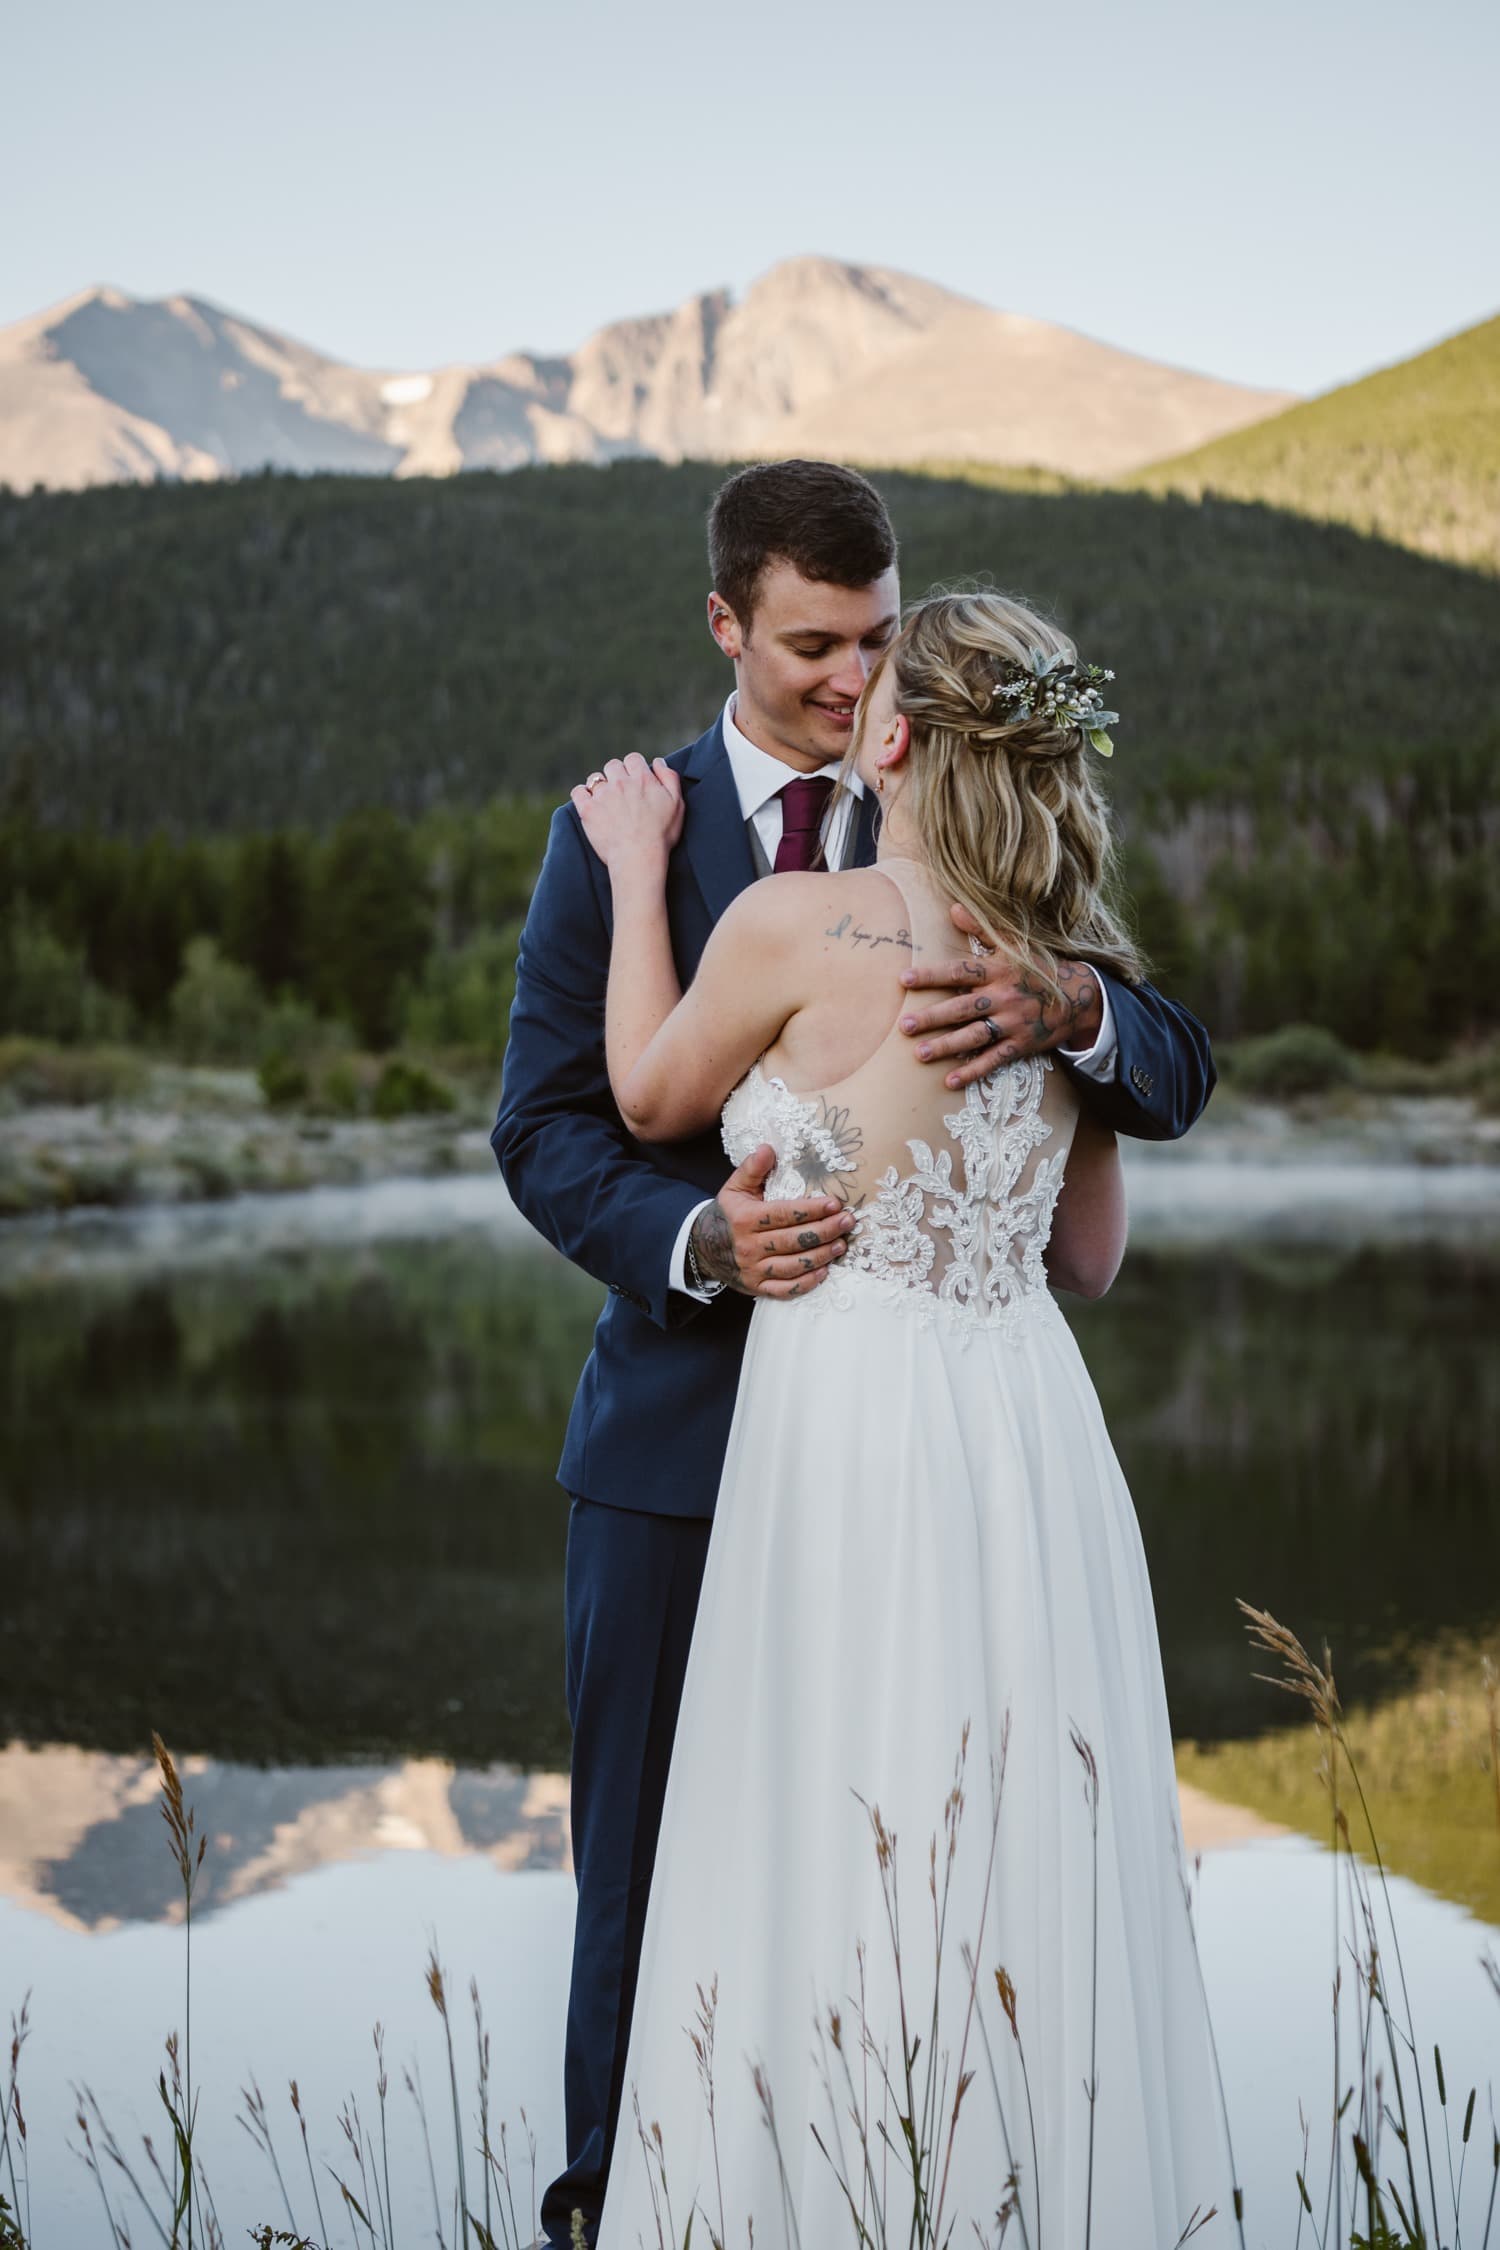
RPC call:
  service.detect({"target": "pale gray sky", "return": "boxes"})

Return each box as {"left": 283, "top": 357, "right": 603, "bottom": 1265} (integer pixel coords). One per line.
{"left": 6, "top": 0, "right": 1496, "bottom": 396}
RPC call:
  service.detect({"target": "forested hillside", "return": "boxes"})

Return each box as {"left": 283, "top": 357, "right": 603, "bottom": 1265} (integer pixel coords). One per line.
{"left": 2, "top": 461, "right": 1497, "bottom": 1063}
{"left": 3, "top": 460, "right": 1497, "bottom": 833}
{"left": 1131, "top": 312, "right": 1500, "bottom": 576}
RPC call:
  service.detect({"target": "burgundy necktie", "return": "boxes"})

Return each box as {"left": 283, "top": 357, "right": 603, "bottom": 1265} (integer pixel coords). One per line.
{"left": 774, "top": 775, "right": 835, "bottom": 873}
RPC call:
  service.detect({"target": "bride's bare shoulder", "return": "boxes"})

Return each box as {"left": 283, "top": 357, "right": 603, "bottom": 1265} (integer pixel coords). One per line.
{"left": 713, "top": 869, "right": 912, "bottom": 963}
{"left": 768, "top": 866, "right": 906, "bottom": 914}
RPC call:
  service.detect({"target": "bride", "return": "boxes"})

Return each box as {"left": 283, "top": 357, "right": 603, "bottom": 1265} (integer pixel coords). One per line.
{"left": 574, "top": 589, "right": 1242, "bottom": 2249}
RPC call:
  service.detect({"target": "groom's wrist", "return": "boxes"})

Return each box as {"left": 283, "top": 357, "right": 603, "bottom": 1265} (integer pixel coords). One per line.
{"left": 685, "top": 1219, "right": 727, "bottom": 1298}
{"left": 670, "top": 1198, "right": 720, "bottom": 1301}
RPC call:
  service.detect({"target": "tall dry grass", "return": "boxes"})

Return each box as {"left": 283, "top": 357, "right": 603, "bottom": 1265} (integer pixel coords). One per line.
{"left": 0, "top": 1606, "right": 1495, "bottom": 2248}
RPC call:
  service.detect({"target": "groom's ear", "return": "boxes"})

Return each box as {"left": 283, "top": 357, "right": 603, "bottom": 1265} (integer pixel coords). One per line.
{"left": 707, "top": 591, "right": 743, "bottom": 662}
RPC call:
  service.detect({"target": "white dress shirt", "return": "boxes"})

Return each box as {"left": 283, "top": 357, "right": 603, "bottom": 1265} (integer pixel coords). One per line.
{"left": 720, "top": 690, "right": 866, "bottom": 873}
{"left": 668, "top": 696, "right": 1119, "bottom": 1299}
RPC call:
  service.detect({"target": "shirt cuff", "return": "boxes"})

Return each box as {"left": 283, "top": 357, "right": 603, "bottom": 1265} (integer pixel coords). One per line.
{"left": 1058, "top": 978, "right": 1118, "bottom": 1082}
{"left": 670, "top": 1198, "right": 718, "bottom": 1300}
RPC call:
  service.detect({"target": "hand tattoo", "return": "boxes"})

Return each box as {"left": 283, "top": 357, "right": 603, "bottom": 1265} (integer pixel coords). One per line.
{"left": 1008, "top": 962, "right": 1101, "bottom": 1052}
{"left": 1051, "top": 960, "right": 1102, "bottom": 1045}
{"left": 692, "top": 1202, "right": 749, "bottom": 1293}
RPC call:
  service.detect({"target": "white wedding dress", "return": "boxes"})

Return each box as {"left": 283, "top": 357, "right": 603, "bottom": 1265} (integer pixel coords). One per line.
{"left": 597, "top": 859, "right": 1241, "bottom": 2250}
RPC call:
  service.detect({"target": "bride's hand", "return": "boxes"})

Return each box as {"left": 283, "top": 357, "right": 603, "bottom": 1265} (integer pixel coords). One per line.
{"left": 572, "top": 755, "right": 685, "bottom": 872}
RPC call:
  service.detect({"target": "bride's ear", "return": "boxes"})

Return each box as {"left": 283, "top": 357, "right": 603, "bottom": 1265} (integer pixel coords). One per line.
{"left": 877, "top": 713, "right": 911, "bottom": 775}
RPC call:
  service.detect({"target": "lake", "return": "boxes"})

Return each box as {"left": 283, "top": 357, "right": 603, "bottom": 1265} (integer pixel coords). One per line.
{"left": 1, "top": 1159, "right": 1497, "bottom": 2246}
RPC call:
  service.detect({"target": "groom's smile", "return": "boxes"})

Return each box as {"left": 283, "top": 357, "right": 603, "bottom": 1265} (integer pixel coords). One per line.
{"left": 708, "top": 555, "right": 900, "bottom": 773}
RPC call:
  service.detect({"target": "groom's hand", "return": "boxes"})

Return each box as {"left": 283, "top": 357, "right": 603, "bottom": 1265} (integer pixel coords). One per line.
{"left": 898, "top": 904, "right": 1103, "bottom": 1091}
{"left": 693, "top": 1145, "right": 854, "bottom": 1300}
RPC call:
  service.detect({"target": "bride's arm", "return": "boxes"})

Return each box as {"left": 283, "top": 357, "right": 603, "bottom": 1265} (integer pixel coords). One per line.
{"left": 575, "top": 756, "right": 805, "bottom": 1142}
{"left": 577, "top": 760, "right": 688, "bottom": 1115}
{"left": 1044, "top": 1107, "right": 1126, "bottom": 1298}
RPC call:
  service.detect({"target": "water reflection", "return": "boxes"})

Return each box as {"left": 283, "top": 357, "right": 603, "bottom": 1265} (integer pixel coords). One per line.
{"left": 0, "top": 1238, "right": 596, "bottom": 1767}
{"left": 1, "top": 1738, "right": 1298, "bottom": 1934}
{"left": 2, "top": 1225, "right": 1495, "bottom": 1765}
{"left": 1075, "top": 1240, "right": 1500, "bottom": 1730}
{"left": 0, "top": 1742, "right": 570, "bottom": 1930}
{"left": 1, "top": 1190, "right": 1496, "bottom": 2245}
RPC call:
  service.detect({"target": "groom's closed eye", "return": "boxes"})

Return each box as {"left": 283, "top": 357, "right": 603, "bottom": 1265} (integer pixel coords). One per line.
{"left": 785, "top": 627, "right": 897, "bottom": 660}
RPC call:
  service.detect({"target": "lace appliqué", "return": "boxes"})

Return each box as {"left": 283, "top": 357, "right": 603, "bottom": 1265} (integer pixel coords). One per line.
{"left": 842, "top": 1057, "right": 1066, "bottom": 1342}
{"left": 720, "top": 1066, "right": 859, "bottom": 1203}
{"left": 720, "top": 1059, "right": 1067, "bottom": 1344}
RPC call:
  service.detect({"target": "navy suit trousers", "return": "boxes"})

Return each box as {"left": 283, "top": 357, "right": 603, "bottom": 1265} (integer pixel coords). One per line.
{"left": 540, "top": 1495, "right": 712, "bottom": 2249}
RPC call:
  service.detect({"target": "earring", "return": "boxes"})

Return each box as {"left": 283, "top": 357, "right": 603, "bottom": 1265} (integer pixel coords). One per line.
{"left": 876, "top": 772, "right": 886, "bottom": 793}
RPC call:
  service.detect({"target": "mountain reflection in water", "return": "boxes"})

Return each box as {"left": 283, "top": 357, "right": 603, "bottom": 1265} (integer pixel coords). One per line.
{"left": 0, "top": 1743, "right": 570, "bottom": 1930}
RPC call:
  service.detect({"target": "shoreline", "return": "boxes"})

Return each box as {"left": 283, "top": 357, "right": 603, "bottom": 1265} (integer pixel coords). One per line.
{"left": 2, "top": 1073, "right": 1497, "bottom": 1229}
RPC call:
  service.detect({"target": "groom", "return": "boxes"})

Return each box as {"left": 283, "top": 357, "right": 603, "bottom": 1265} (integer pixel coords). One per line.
{"left": 491, "top": 458, "right": 1215, "bottom": 2247}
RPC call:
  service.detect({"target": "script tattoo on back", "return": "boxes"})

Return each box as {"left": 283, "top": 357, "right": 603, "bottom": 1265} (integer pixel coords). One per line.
{"left": 824, "top": 915, "right": 916, "bottom": 955}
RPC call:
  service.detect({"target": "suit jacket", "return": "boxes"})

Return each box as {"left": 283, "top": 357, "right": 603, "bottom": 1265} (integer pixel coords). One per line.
{"left": 490, "top": 720, "right": 1216, "bottom": 1519}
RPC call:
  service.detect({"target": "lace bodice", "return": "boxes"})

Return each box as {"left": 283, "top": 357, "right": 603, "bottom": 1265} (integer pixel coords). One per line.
{"left": 719, "top": 858, "right": 1079, "bottom": 1342}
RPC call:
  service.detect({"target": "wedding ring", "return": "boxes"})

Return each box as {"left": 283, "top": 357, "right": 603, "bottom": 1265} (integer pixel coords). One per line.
{"left": 585, "top": 771, "right": 606, "bottom": 790}
{"left": 981, "top": 1016, "right": 1003, "bottom": 1046}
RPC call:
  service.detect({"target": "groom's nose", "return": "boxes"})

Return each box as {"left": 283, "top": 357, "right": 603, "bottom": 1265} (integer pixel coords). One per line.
{"left": 827, "top": 649, "right": 869, "bottom": 698}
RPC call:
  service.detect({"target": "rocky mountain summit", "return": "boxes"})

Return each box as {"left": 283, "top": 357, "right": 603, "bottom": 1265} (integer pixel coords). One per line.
{"left": 0, "top": 254, "right": 1293, "bottom": 492}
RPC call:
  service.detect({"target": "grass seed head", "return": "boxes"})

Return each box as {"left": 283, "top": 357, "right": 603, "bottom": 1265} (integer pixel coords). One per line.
{"left": 425, "top": 1949, "right": 448, "bottom": 2020}
{"left": 1237, "top": 1600, "right": 1342, "bottom": 1733}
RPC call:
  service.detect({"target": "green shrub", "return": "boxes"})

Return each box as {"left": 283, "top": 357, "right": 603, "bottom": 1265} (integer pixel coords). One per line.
{"left": 0, "top": 1035, "right": 145, "bottom": 1107}
{"left": 258, "top": 1050, "right": 311, "bottom": 1109}
{"left": 371, "top": 1055, "right": 457, "bottom": 1119}
{"left": 1471, "top": 1049, "right": 1500, "bottom": 1118}
{"left": 167, "top": 937, "right": 266, "bottom": 1064}
{"left": 1224, "top": 1023, "right": 1361, "bottom": 1099}
{"left": 402, "top": 925, "right": 520, "bottom": 1058}
{"left": 2, "top": 910, "right": 132, "bottom": 1043}
{"left": 315, "top": 1057, "right": 365, "bottom": 1117}
{"left": 257, "top": 995, "right": 351, "bottom": 1066}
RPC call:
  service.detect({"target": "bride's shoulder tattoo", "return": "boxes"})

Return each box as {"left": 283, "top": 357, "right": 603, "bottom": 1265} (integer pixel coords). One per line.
{"left": 824, "top": 913, "right": 916, "bottom": 955}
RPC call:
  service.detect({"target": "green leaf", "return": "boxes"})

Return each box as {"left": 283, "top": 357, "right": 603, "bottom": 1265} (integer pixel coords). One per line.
{"left": 1088, "top": 728, "right": 1114, "bottom": 757}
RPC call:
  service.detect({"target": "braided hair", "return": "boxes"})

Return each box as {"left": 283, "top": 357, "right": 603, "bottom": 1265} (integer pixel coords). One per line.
{"left": 853, "top": 587, "right": 1145, "bottom": 995}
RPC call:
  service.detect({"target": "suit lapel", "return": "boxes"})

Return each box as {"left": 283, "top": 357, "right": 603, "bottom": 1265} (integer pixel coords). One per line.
{"left": 679, "top": 725, "right": 757, "bottom": 925}
{"left": 848, "top": 784, "right": 879, "bottom": 870}
{"left": 676, "top": 722, "right": 876, "bottom": 911}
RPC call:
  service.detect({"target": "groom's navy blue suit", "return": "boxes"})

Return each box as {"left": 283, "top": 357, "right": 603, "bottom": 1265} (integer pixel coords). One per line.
{"left": 491, "top": 717, "right": 1215, "bottom": 2245}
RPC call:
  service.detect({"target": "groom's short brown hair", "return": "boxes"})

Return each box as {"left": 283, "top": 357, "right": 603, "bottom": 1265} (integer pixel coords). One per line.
{"left": 708, "top": 460, "right": 897, "bottom": 633}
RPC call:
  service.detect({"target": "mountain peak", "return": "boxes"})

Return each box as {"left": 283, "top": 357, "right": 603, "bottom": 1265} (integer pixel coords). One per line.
{"left": 0, "top": 259, "right": 1295, "bottom": 492}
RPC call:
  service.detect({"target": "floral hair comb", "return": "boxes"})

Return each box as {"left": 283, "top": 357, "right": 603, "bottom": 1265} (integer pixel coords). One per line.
{"left": 989, "top": 647, "right": 1118, "bottom": 756}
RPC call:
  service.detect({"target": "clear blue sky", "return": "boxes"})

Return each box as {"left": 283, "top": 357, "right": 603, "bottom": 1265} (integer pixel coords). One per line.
{"left": 7, "top": 0, "right": 1496, "bottom": 397}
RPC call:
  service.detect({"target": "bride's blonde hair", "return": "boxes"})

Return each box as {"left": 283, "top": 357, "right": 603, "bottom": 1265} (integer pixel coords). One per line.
{"left": 848, "top": 587, "right": 1145, "bottom": 995}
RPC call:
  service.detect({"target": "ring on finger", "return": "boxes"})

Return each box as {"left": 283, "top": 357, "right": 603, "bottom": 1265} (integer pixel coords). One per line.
{"left": 980, "top": 1015, "right": 1003, "bottom": 1047}
{"left": 585, "top": 771, "right": 606, "bottom": 790}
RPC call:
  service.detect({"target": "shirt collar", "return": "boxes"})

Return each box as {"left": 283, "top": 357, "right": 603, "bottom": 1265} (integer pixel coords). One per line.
{"left": 720, "top": 693, "right": 866, "bottom": 820}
